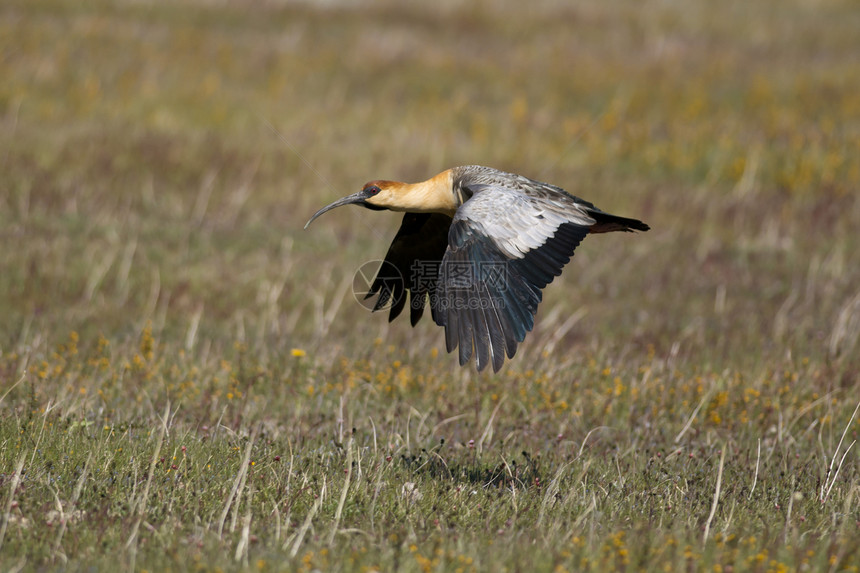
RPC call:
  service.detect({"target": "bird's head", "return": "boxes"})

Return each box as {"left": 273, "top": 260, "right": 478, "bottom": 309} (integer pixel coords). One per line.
{"left": 304, "top": 171, "right": 456, "bottom": 229}
{"left": 304, "top": 181, "right": 413, "bottom": 228}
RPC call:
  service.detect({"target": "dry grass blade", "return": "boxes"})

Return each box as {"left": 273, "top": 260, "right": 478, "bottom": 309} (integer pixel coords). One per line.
{"left": 749, "top": 438, "right": 761, "bottom": 500}
{"left": 218, "top": 425, "right": 258, "bottom": 537}
{"left": 51, "top": 454, "right": 91, "bottom": 561}
{"left": 125, "top": 402, "right": 170, "bottom": 565}
{"left": 537, "top": 462, "right": 571, "bottom": 528}
{"left": 234, "top": 483, "right": 254, "bottom": 565}
{"left": 703, "top": 445, "right": 727, "bottom": 543}
{"left": 821, "top": 401, "right": 860, "bottom": 503}
{"left": 289, "top": 479, "right": 326, "bottom": 558}
{"left": 477, "top": 395, "right": 506, "bottom": 454}
{"left": 0, "top": 373, "right": 26, "bottom": 407}
{"left": 327, "top": 435, "right": 354, "bottom": 546}
{"left": 675, "top": 389, "right": 715, "bottom": 444}
{"left": 829, "top": 291, "right": 860, "bottom": 357}
{"left": 0, "top": 455, "right": 26, "bottom": 553}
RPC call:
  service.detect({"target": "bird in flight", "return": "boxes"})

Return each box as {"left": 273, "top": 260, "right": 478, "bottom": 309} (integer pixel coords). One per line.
{"left": 305, "top": 165, "right": 649, "bottom": 372}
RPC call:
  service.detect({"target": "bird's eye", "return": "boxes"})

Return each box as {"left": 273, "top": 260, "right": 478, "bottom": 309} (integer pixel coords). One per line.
{"left": 367, "top": 186, "right": 381, "bottom": 196}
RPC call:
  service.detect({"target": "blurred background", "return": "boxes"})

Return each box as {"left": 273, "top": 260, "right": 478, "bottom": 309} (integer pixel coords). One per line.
{"left": 2, "top": 0, "right": 859, "bottom": 376}
{"left": 2, "top": 2, "right": 860, "bottom": 569}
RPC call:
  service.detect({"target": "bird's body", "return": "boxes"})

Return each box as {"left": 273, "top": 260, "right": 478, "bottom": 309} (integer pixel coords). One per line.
{"left": 305, "top": 165, "right": 649, "bottom": 372}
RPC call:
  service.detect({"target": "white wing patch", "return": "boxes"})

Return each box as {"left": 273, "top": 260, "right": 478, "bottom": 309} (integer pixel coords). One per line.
{"left": 454, "top": 185, "right": 595, "bottom": 259}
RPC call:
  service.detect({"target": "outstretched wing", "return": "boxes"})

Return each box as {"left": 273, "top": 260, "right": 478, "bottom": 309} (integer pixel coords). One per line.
{"left": 366, "top": 213, "right": 451, "bottom": 326}
{"left": 432, "top": 185, "right": 593, "bottom": 373}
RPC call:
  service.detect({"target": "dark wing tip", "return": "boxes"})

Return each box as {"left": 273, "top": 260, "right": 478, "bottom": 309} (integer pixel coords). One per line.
{"left": 588, "top": 211, "right": 650, "bottom": 234}
{"left": 387, "top": 286, "right": 408, "bottom": 322}
{"left": 630, "top": 220, "right": 650, "bottom": 232}
{"left": 409, "top": 293, "right": 427, "bottom": 327}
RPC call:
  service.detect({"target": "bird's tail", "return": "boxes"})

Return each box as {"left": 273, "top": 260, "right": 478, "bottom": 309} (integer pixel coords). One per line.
{"left": 587, "top": 209, "right": 650, "bottom": 233}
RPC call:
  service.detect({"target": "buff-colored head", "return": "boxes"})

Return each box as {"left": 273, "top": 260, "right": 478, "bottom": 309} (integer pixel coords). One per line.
{"left": 304, "top": 170, "right": 457, "bottom": 229}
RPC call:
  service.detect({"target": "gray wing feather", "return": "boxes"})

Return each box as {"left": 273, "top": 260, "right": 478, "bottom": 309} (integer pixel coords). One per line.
{"left": 433, "top": 184, "right": 591, "bottom": 372}
{"left": 452, "top": 185, "right": 595, "bottom": 259}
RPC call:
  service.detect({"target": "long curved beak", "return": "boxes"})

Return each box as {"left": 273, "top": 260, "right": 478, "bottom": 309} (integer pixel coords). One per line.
{"left": 304, "top": 191, "right": 367, "bottom": 229}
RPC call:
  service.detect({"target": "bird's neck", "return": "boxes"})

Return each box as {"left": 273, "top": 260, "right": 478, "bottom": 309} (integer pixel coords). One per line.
{"left": 387, "top": 169, "right": 459, "bottom": 216}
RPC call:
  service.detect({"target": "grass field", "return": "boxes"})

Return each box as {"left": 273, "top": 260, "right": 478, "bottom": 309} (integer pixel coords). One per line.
{"left": 2, "top": 0, "right": 860, "bottom": 570}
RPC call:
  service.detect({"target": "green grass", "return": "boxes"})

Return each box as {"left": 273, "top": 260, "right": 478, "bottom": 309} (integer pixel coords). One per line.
{"left": 2, "top": 0, "right": 860, "bottom": 571}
